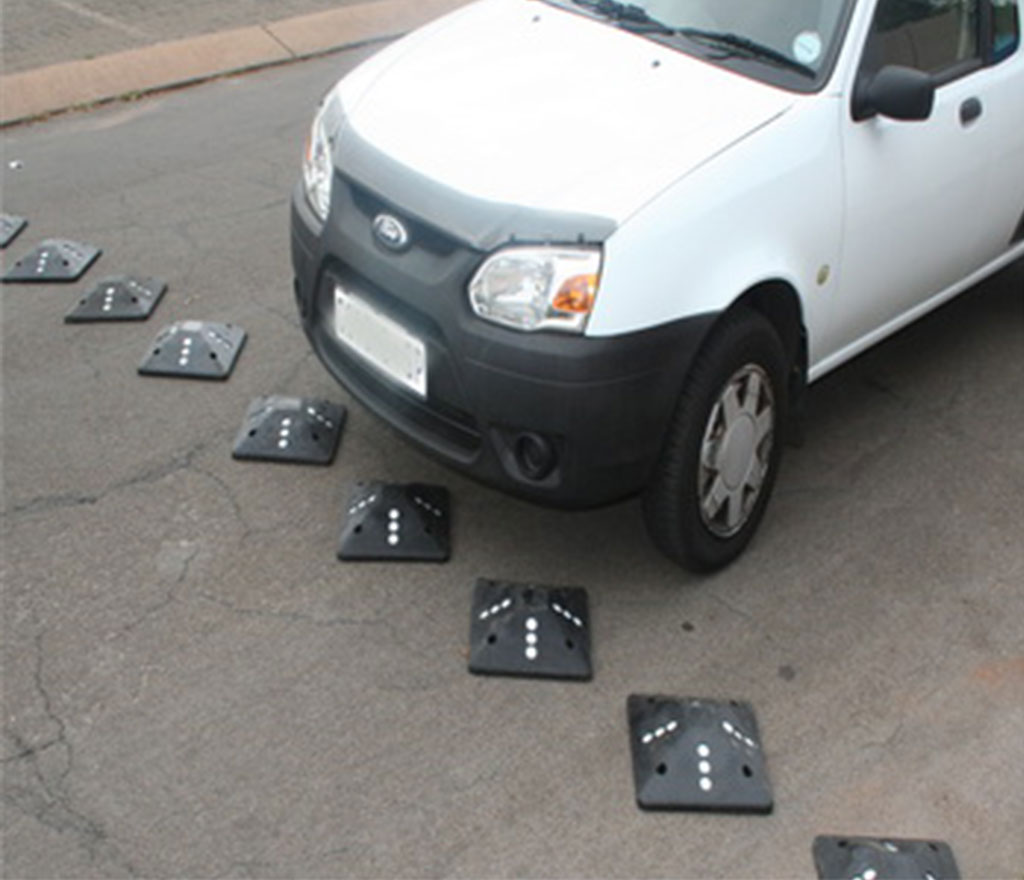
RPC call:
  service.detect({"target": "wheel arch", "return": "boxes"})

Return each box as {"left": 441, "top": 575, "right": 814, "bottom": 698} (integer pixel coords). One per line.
{"left": 731, "top": 280, "right": 805, "bottom": 371}
{"left": 662, "top": 278, "right": 809, "bottom": 443}
{"left": 725, "top": 279, "right": 809, "bottom": 443}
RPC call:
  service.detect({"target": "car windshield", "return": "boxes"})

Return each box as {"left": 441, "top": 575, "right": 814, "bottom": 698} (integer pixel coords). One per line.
{"left": 543, "top": 0, "right": 854, "bottom": 90}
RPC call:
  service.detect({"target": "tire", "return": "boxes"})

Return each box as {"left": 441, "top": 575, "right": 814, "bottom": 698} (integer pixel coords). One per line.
{"left": 643, "top": 308, "right": 789, "bottom": 572}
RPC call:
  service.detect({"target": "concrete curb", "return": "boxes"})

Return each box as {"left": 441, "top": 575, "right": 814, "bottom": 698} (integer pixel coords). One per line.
{"left": 0, "top": 0, "right": 468, "bottom": 128}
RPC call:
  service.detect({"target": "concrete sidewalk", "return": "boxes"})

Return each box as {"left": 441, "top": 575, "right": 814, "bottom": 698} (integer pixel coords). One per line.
{"left": 0, "top": 0, "right": 468, "bottom": 127}
{"left": 1, "top": 0, "right": 384, "bottom": 73}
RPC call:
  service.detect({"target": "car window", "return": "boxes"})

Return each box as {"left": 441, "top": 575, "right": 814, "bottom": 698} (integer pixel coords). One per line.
{"left": 863, "top": 0, "right": 981, "bottom": 76}
{"left": 992, "top": 0, "right": 1021, "bottom": 60}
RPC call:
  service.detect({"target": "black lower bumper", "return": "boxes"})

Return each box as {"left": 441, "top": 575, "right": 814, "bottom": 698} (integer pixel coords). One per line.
{"left": 291, "top": 184, "right": 715, "bottom": 508}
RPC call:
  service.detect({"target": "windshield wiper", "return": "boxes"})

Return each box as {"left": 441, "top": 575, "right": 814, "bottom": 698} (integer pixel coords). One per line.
{"left": 677, "top": 28, "right": 815, "bottom": 77}
{"left": 568, "top": 0, "right": 674, "bottom": 34}
{"left": 563, "top": 6, "right": 816, "bottom": 76}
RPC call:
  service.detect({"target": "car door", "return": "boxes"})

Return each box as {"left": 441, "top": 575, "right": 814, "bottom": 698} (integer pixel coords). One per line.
{"left": 835, "top": 0, "right": 1009, "bottom": 355}
{"left": 977, "top": 0, "right": 1024, "bottom": 263}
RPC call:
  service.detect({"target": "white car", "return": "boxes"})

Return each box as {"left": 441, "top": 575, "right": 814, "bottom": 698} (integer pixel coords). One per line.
{"left": 291, "top": 0, "right": 1023, "bottom": 570}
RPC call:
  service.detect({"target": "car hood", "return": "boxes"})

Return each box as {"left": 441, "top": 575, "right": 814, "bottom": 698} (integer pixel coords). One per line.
{"left": 337, "top": 0, "right": 796, "bottom": 227}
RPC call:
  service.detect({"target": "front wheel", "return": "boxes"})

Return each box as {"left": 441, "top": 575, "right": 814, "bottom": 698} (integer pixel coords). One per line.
{"left": 643, "top": 309, "right": 789, "bottom": 572}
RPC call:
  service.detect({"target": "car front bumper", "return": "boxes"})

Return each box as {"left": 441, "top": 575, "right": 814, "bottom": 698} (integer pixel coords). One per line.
{"left": 291, "top": 179, "right": 714, "bottom": 508}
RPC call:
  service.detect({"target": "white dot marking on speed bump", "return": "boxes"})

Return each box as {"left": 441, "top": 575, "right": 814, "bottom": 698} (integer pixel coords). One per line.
{"left": 524, "top": 617, "right": 540, "bottom": 661}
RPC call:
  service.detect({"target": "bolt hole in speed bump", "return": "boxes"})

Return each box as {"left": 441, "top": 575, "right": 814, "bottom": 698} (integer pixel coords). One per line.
{"left": 2, "top": 239, "right": 101, "bottom": 282}
{"left": 64, "top": 276, "right": 167, "bottom": 322}
{"left": 812, "top": 836, "right": 961, "bottom": 880}
{"left": 232, "top": 396, "right": 346, "bottom": 465}
{"left": 0, "top": 214, "right": 28, "bottom": 249}
{"left": 138, "top": 320, "right": 246, "bottom": 380}
{"left": 338, "top": 482, "right": 450, "bottom": 562}
{"left": 627, "top": 695, "right": 773, "bottom": 812}
{"left": 468, "top": 579, "right": 592, "bottom": 680}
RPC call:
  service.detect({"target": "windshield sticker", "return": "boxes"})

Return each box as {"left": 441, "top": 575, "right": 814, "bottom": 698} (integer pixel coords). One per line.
{"left": 792, "top": 31, "right": 823, "bottom": 65}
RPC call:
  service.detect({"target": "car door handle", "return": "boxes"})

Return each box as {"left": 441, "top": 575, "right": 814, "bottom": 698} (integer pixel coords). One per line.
{"left": 960, "top": 97, "right": 983, "bottom": 126}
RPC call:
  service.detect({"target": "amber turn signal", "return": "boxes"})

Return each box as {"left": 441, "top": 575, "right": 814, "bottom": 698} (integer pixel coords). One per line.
{"left": 553, "top": 274, "right": 598, "bottom": 313}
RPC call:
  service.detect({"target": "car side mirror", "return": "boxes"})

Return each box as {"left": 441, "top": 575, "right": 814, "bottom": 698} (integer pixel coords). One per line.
{"left": 852, "top": 65, "right": 935, "bottom": 122}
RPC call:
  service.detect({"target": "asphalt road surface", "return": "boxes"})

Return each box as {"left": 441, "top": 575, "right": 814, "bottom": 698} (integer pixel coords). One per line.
{"left": 2, "top": 47, "right": 1023, "bottom": 879}
{"left": 1, "top": 0, "right": 391, "bottom": 73}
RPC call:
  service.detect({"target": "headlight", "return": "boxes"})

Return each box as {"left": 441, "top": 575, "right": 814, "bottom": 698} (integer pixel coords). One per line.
{"left": 302, "top": 95, "right": 339, "bottom": 222}
{"left": 468, "top": 246, "right": 602, "bottom": 333}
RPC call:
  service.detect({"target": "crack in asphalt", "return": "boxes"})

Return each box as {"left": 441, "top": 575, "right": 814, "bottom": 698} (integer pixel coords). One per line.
{"left": 191, "top": 465, "right": 254, "bottom": 536}
{"left": 31, "top": 631, "right": 73, "bottom": 783}
{"left": 2, "top": 730, "right": 63, "bottom": 765}
{"left": 115, "top": 543, "right": 201, "bottom": 637}
{"left": 3, "top": 491, "right": 103, "bottom": 516}
{"left": 3, "top": 439, "right": 212, "bottom": 519}
{"left": 2, "top": 631, "right": 140, "bottom": 876}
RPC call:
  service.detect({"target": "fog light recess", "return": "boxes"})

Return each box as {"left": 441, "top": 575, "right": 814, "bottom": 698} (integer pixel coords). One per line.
{"left": 513, "top": 432, "right": 558, "bottom": 481}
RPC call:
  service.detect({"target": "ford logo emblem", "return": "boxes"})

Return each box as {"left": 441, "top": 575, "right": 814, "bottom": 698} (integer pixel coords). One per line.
{"left": 372, "top": 213, "right": 411, "bottom": 252}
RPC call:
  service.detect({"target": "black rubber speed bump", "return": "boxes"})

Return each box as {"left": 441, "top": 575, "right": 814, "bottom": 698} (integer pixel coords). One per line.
{"left": 232, "top": 396, "right": 346, "bottom": 465}
{"left": 338, "top": 482, "right": 450, "bottom": 562}
{"left": 812, "top": 836, "right": 961, "bottom": 880}
{"left": 2, "top": 239, "right": 100, "bottom": 282}
{"left": 138, "top": 320, "right": 246, "bottom": 380}
{"left": 0, "top": 214, "right": 28, "bottom": 248}
{"left": 627, "top": 695, "right": 773, "bottom": 813}
{"left": 65, "top": 275, "right": 167, "bottom": 323}
{"left": 469, "top": 579, "right": 591, "bottom": 680}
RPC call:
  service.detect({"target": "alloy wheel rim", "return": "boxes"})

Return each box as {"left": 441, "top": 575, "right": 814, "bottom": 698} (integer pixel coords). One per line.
{"left": 697, "top": 364, "right": 775, "bottom": 538}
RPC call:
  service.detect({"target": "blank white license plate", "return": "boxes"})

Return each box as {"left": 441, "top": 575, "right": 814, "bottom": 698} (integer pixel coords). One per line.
{"left": 333, "top": 285, "right": 427, "bottom": 397}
